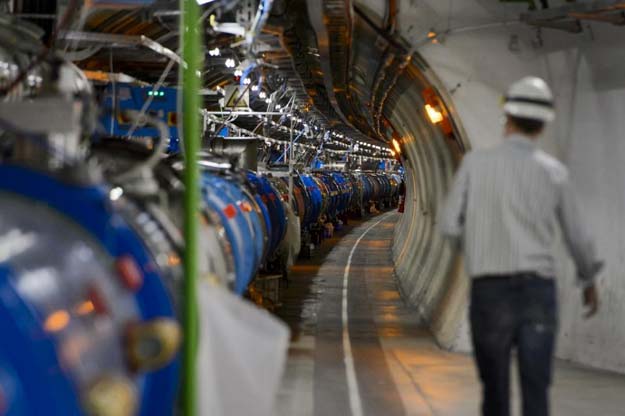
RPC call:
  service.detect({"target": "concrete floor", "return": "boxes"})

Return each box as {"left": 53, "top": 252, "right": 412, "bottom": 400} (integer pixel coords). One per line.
{"left": 275, "top": 212, "right": 625, "bottom": 416}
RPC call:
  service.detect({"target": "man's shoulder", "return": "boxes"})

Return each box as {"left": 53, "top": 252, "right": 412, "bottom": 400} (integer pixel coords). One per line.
{"left": 533, "top": 150, "right": 569, "bottom": 183}
{"left": 465, "top": 145, "right": 569, "bottom": 183}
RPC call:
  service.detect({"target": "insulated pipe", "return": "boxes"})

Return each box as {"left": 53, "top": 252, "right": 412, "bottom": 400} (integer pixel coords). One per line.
{"left": 111, "top": 111, "right": 170, "bottom": 184}
{"left": 207, "top": 136, "right": 258, "bottom": 171}
{"left": 247, "top": 0, "right": 274, "bottom": 53}
{"left": 181, "top": 0, "right": 202, "bottom": 414}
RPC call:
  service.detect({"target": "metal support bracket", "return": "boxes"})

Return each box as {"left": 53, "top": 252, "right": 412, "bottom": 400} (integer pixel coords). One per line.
{"left": 521, "top": 0, "right": 625, "bottom": 32}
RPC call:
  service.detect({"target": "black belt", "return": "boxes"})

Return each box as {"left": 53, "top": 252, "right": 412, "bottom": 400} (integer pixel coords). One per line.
{"left": 473, "top": 272, "right": 549, "bottom": 283}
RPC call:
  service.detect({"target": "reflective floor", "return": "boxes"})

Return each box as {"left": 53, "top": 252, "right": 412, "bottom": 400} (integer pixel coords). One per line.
{"left": 275, "top": 213, "right": 625, "bottom": 416}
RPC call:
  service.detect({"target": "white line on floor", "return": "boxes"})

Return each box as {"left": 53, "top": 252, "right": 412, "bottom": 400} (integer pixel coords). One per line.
{"left": 342, "top": 216, "right": 386, "bottom": 416}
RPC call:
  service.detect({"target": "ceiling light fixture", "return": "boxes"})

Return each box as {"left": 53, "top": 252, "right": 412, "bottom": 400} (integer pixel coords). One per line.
{"left": 392, "top": 138, "right": 402, "bottom": 154}
{"left": 425, "top": 104, "right": 444, "bottom": 124}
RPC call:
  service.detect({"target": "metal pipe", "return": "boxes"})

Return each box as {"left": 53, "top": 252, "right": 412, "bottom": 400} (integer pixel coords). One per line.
{"left": 207, "top": 136, "right": 258, "bottom": 170}
{"left": 247, "top": 0, "right": 274, "bottom": 53}
{"left": 10, "top": 13, "right": 57, "bottom": 19}
{"left": 181, "top": 0, "right": 202, "bottom": 413}
{"left": 288, "top": 115, "right": 294, "bottom": 204}
{"left": 59, "top": 31, "right": 183, "bottom": 64}
{"left": 203, "top": 110, "right": 285, "bottom": 115}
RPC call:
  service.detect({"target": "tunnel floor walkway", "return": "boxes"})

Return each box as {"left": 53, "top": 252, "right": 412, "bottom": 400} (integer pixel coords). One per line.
{"left": 274, "top": 212, "right": 625, "bottom": 416}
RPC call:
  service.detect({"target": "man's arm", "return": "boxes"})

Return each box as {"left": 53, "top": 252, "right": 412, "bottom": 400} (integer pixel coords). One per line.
{"left": 439, "top": 154, "right": 471, "bottom": 240}
{"left": 556, "top": 176, "right": 603, "bottom": 317}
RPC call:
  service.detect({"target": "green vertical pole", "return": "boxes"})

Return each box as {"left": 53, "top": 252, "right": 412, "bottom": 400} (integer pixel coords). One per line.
{"left": 181, "top": 0, "right": 201, "bottom": 415}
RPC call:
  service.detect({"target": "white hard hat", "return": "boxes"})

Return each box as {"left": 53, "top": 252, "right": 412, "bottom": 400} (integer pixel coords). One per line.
{"left": 503, "top": 76, "right": 555, "bottom": 122}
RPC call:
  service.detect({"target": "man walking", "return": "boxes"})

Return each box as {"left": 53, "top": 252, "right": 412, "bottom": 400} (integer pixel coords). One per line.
{"left": 439, "top": 77, "right": 602, "bottom": 416}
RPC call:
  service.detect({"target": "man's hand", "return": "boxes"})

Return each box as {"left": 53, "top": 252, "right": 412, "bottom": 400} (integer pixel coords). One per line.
{"left": 582, "top": 284, "right": 599, "bottom": 319}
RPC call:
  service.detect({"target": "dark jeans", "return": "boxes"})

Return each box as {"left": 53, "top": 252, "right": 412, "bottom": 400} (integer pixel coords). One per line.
{"left": 470, "top": 273, "right": 557, "bottom": 416}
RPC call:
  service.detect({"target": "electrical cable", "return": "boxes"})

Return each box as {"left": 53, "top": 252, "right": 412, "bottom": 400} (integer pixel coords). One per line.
{"left": 61, "top": 4, "right": 90, "bottom": 55}
{"left": 112, "top": 111, "right": 170, "bottom": 183}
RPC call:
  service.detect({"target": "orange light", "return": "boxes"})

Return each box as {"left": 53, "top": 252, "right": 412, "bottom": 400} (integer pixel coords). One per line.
{"left": 75, "top": 301, "right": 95, "bottom": 316}
{"left": 44, "top": 310, "right": 70, "bottom": 333}
{"left": 425, "top": 104, "right": 444, "bottom": 124}
{"left": 390, "top": 149, "right": 396, "bottom": 157}
{"left": 239, "top": 201, "right": 253, "bottom": 213}
{"left": 427, "top": 31, "right": 437, "bottom": 39}
{"left": 392, "top": 138, "right": 402, "bottom": 154}
{"left": 168, "top": 254, "right": 181, "bottom": 266}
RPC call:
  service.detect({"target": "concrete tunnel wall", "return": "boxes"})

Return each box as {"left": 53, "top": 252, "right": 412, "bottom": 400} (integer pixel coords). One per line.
{"left": 387, "top": 66, "right": 470, "bottom": 352}
{"left": 384, "top": 11, "right": 625, "bottom": 372}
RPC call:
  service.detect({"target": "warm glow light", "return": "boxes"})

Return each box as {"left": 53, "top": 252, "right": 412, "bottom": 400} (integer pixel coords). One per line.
{"left": 44, "top": 310, "right": 70, "bottom": 332}
{"left": 425, "top": 104, "right": 444, "bottom": 124}
{"left": 392, "top": 138, "right": 401, "bottom": 154}
{"left": 168, "top": 254, "right": 181, "bottom": 266}
{"left": 75, "top": 301, "right": 95, "bottom": 316}
{"left": 390, "top": 149, "right": 396, "bottom": 157}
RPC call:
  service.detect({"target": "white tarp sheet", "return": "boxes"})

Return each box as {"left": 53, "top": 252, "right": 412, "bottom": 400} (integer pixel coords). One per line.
{"left": 197, "top": 283, "right": 290, "bottom": 416}
{"left": 279, "top": 204, "right": 301, "bottom": 269}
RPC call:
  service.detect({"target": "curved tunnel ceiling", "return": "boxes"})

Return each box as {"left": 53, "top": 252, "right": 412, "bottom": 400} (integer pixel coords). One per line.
{"left": 281, "top": 0, "right": 468, "bottom": 154}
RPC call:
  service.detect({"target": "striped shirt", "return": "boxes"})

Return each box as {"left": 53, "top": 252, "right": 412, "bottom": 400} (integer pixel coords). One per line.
{"left": 439, "top": 134, "right": 603, "bottom": 287}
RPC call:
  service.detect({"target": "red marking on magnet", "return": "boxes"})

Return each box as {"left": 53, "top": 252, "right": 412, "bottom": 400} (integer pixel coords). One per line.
{"left": 116, "top": 255, "right": 144, "bottom": 292}
{"left": 223, "top": 204, "right": 238, "bottom": 219}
